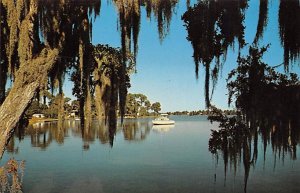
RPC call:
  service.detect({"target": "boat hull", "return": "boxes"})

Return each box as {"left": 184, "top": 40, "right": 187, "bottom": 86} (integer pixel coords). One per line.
{"left": 152, "top": 120, "right": 175, "bottom": 125}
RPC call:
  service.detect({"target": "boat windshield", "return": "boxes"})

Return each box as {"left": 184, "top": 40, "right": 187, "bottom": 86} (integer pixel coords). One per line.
{"left": 155, "top": 116, "right": 169, "bottom": 121}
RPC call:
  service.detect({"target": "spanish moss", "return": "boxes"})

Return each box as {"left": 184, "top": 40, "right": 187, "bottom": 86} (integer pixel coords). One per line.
{"left": 279, "top": 0, "right": 300, "bottom": 70}
{"left": 253, "top": 0, "right": 269, "bottom": 45}
{"left": 209, "top": 46, "right": 300, "bottom": 192}
{"left": 93, "top": 44, "right": 135, "bottom": 144}
{"left": 182, "top": 0, "right": 247, "bottom": 107}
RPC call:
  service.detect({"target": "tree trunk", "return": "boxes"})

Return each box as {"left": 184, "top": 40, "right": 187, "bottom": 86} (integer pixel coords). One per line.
{"left": 95, "top": 74, "right": 110, "bottom": 121}
{"left": 0, "top": 48, "right": 59, "bottom": 158}
{"left": 0, "top": 63, "right": 7, "bottom": 105}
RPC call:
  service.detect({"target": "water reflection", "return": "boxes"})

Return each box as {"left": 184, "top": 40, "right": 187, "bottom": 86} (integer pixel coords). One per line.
{"left": 208, "top": 46, "right": 300, "bottom": 192}
{"left": 152, "top": 125, "right": 175, "bottom": 133}
{"left": 123, "top": 119, "right": 152, "bottom": 141}
{"left": 209, "top": 112, "right": 300, "bottom": 193}
{"left": 3, "top": 116, "right": 300, "bottom": 192}
{"left": 7, "top": 119, "right": 154, "bottom": 153}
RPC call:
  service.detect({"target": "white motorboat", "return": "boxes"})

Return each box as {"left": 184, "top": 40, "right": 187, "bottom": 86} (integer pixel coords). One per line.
{"left": 152, "top": 114, "right": 175, "bottom": 125}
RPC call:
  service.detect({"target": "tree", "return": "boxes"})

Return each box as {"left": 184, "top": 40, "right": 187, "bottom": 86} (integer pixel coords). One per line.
{"left": 182, "top": 0, "right": 247, "bottom": 107}
{"left": 126, "top": 94, "right": 136, "bottom": 115}
{"left": 0, "top": 0, "right": 101, "bottom": 157}
{"left": 92, "top": 44, "right": 135, "bottom": 124}
{"left": 182, "top": 0, "right": 300, "bottom": 108}
{"left": 208, "top": 46, "right": 300, "bottom": 192}
{"left": 253, "top": 0, "right": 268, "bottom": 45}
{"left": 0, "top": 0, "right": 140, "bottom": 153}
{"left": 151, "top": 102, "right": 161, "bottom": 114}
{"left": 25, "top": 100, "right": 47, "bottom": 117}
{"left": 278, "top": 0, "right": 300, "bottom": 70}
{"left": 126, "top": 93, "right": 140, "bottom": 117}
{"left": 144, "top": 100, "right": 151, "bottom": 112}
{"left": 71, "top": 100, "right": 80, "bottom": 112}
{"left": 227, "top": 46, "right": 300, "bottom": 121}
{"left": 125, "top": 93, "right": 159, "bottom": 117}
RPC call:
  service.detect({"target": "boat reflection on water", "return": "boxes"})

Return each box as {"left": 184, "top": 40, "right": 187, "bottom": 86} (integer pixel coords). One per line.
{"left": 152, "top": 124, "right": 175, "bottom": 133}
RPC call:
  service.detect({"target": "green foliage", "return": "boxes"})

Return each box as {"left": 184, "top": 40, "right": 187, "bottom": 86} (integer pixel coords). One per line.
{"left": 71, "top": 100, "right": 80, "bottom": 112}
{"left": 209, "top": 46, "right": 300, "bottom": 191}
{"left": 91, "top": 44, "right": 135, "bottom": 125}
{"left": 151, "top": 102, "right": 161, "bottom": 114}
{"left": 25, "top": 93, "right": 77, "bottom": 119}
{"left": 169, "top": 111, "right": 189, "bottom": 115}
{"left": 227, "top": 46, "right": 300, "bottom": 117}
{"left": 278, "top": 0, "right": 300, "bottom": 70}
{"left": 208, "top": 106, "right": 249, "bottom": 155}
{"left": 25, "top": 100, "right": 48, "bottom": 117}
{"left": 125, "top": 93, "right": 157, "bottom": 117}
{"left": 182, "top": 0, "right": 299, "bottom": 108}
{"left": 168, "top": 109, "right": 236, "bottom": 116}
{"left": 182, "top": 0, "right": 247, "bottom": 107}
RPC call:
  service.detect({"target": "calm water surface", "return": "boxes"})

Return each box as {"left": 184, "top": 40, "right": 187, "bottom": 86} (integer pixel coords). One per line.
{"left": 2, "top": 116, "right": 300, "bottom": 193}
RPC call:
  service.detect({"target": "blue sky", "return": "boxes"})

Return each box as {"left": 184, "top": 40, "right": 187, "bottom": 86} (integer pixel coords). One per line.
{"left": 62, "top": 0, "right": 291, "bottom": 112}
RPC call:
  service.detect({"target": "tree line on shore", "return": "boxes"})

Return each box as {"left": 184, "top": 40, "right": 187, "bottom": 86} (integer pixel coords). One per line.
{"left": 24, "top": 89, "right": 237, "bottom": 119}
{"left": 24, "top": 92, "right": 162, "bottom": 119}
{"left": 168, "top": 109, "right": 236, "bottom": 116}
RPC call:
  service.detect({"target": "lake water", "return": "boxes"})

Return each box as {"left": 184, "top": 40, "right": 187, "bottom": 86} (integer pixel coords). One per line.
{"left": 2, "top": 116, "right": 300, "bottom": 193}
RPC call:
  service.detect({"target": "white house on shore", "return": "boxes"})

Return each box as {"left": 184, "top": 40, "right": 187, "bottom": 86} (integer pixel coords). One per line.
{"left": 32, "top": 113, "right": 45, "bottom": 118}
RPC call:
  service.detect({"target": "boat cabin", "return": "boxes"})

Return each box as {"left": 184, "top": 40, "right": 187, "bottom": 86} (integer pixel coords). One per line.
{"left": 152, "top": 114, "right": 175, "bottom": 125}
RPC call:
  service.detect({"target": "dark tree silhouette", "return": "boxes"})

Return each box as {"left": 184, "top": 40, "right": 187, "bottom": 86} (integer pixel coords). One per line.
{"left": 209, "top": 46, "right": 300, "bottom": 193}
{"left": 253, "top": 0, "right": 269, "bottom": 44}
{"left": 279, "top": 0, "right": 300, "bottom": 70}
{"left": 182, "top": 0, "right": 247, "bottom": 107}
